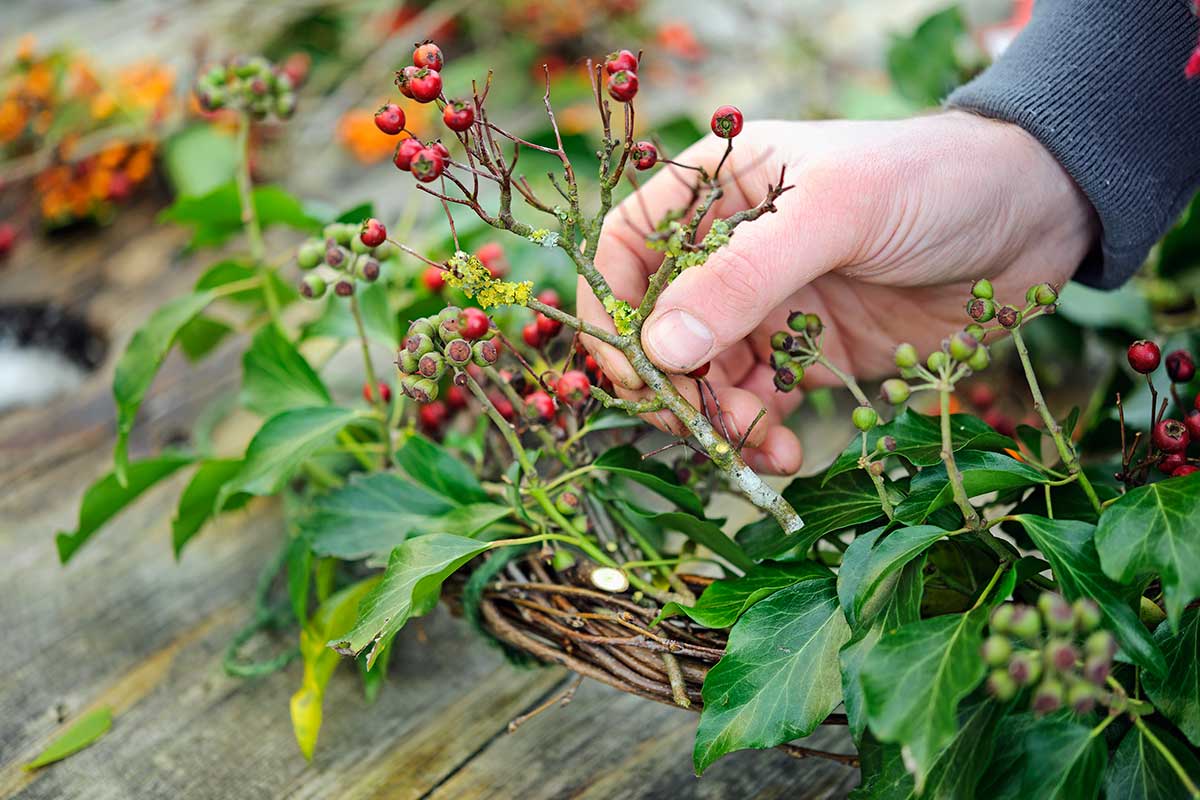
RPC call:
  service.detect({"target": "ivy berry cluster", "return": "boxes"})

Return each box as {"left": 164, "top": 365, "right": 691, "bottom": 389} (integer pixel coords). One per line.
{"left": 294, "top": 217, "right": 396, "bottom": 300}
{"left": 983, "top": 594, "right": 1118, "bottom": 716}
{"left": 1121, "top": 339, "right": 1199, "bottom": 482}
{"left": 194, "top": 56, "right": 301, "bottom": 119}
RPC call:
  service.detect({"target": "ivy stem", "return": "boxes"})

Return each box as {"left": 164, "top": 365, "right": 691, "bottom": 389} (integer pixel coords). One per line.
{"left": 939, "top": 377, "right": 982, "bottom": 530}
{"left": 861, "top": 432, "right": 894, "bottom": 520}
{"left": 348, "top": 289, "right": 391, "bottom": 466}
{"left": 1009, "top": 327, "right": 1102, "bottom": 515}
{"left": 234, "top": 113, "right": 280, "bottom": 324}
{"left": 815, "top": 352, "right": 872, "bottom": 409}
{"left": 1133, "top": 715, "right": 1200, "bottom": 798}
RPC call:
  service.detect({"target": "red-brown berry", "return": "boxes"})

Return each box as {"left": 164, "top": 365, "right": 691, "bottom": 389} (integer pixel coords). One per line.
{"left": 1158, "top": 453, "right": 1187, "bottom": 474}
{"left": 1175, "top": 465, "right": 1200, "bottom": 477}
{"left": 418, "top": 400, "right": 448, "bottom": 431}
{"left": 536, "top": 312, "right": 563, "bottom": 339}
{"left": 396, "top": 65, "right": 420, "bottom": 99}
{"left": 522, "top": 322, "right": 544, "bottom": 348}
{"left": 537, "top": 289, "right": 561, "bottom": 309}
{"left": 710, "top": 105, "right": 744, "bottom": 138}
{"left": 607, "top": 70, "right": 638, "bottom": 102}
{"left": 525, "top": 390, "right": 556, "bottom": 421}
{"left": 1166, "top": 349, "right": 1196, "bottom": 383}
{"left": 446, "top": 384, "right": 468, "bottom": 411}
{"left": 422, "top": 266, "right": 446, "bottom": 292}
{"left": 411, "top": 147, "right": 446, "bottom": 182}
{"left": 604, "top": 49, "right": 638, "bottom": 75}
{"left": 374, "top": 104, "right": 406, "bottom": 135}
{"left": 1186, "top": 409, "right": 1200, "bottom": 440}
{"left": 363, "top": 381, "right": 392, "bottom": 404}
{"left": 443, "top": 100, "right": 474, "bottom": 132}
{"left": 631, "top": 141, "right": 658, "bottom": 170}
{"left": 688, "top": 362, "right": 711, "bottom": 379}
{"left": 430, "top": 141, "right": 451, "bottom": 160}
{"left": 413, "top": 41, "right": 444, "bottom": 71}
{"left": 476, "top": 242, "right": 507, "bottom": 278}
{"left": 1127, "top": 340, "right": 1161, "bottom": 374}
{"left": 458, "top": 307, "right": 490, "bottom": 340}
{"left": 490, "top": 392, "right": 515, "bottom": 421}
{"left": 0, "top": 222, "right": 18, "bottom": 258}
{"left": 408, "top": 68, "right": 442, "bottom": 103}
{"left": 393, "top": 137, "right": 424, "bottom": 171}
{"left": 556, "top": 370, "right": 592, "bottom": 406}
{"left": 1153, "top": 419, "right": 1190, "bottom": 453}
{"left": 360, "top": 218, "right": 387, "bottom": 247}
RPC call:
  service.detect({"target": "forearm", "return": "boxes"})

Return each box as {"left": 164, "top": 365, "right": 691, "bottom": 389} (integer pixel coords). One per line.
{"left": 948, "top": 0, "right": 1200, "bottom": 288}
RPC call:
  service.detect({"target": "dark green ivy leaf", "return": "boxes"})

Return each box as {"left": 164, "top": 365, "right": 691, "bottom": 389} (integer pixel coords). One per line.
{"left": 979, "top": 713, "right": 1107, "bottom": 800}
{"left": 172, "top": 458, "right": 250, "bottom": 557}
{"left": 617, "top": 504, "right": 753, "bottom": 572}
{"left": 893, "top": 452, "right": 1045, "bottom": 525}
{"left": 1104, "top": 721, "right": 1200, "bottom": 800}
{"left": 159, "top": 182, "right": 321, "bottom": 249}
{"left": 394, "top": 434, "right": 491, "bottom": 506}
{"left": 593, "top": 445, "right": 704, "bottom": 517}
{"left": 841, "top": 525, "right": 946, "bottom": 627}
{"left": 240, "top": 324, "right": 331, "bottom": 418}
{"left": 1142, "top": 607, "right": 1200, "bottom": 746}
{"left": 655, "top": 560, "right": 830, "bottom": 629}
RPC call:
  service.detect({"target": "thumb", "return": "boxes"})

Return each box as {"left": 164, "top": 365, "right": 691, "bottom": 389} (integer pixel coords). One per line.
{"left": 640, "top": 199, "right": 843, "bottom": 373}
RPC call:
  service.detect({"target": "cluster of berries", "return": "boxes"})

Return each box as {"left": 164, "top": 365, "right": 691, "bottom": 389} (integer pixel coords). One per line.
{"left": 520, "top": 289, "right": 565, "bottom": 348}
{"left": 194, "top": 57, "right": 300, "bottom": 120}
{"left": 603, "top": 49, "right": 639, "bottom": 102}
{"left": 371, "top": 42, "right": 459, "bottom": 183}
{"left": 767, "top": 310, "right": 824, "bottom": 393}
{"left": 628, "top": 105, "right": 743, "bottom": 174}
{"left": 422, "top": 242, "right": 507, "bottom": 293}
{"left": 1124, "top": 340, "right": 1199, "bottom": 480}
{"left": 396, "top": 306, "right": 499, "bottom": 413}
{"left": 983, "top": 593, "right": 1116, "bottom": 715}
{"left": 966, "top": 278, "right": 1059, "bottom": 329}
{"left": 295, "top": 217, "right": 395, "bottom": 300}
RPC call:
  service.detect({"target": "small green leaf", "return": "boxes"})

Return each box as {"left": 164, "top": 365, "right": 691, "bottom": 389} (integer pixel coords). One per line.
{"left": 161, "top": 123, "right": 239, "bottom": 197}
{"left": 240, "top": 324, "right": 331, "bottom": 418}
{"left": 24, "top": 707, "right": 113, "bottom": 770}
{"left": 58, "top": 453, "right": 195, "bottom": 563}
{"left": 112, "top": 291, "right": 216, "bottom": 482}
{"left": 331, "top": 534, "right": 491, "bottom": 668}
{"left": 335, "top": 202, "right": 374, "bottom": 224}
{"left": 1014, "top": 515, "right": 1165, "bottom": 677}
{"left": 217, "top": 407, "right": 362, "bottom": 510}
{"left": 618, "top": 505, "right": 754, "bottom": 573}
{"left": 1105, "top": 722, "right": 1200, "bottom": 800}
{"left": 1142, "top": 608, "right": 1200, "bottom": 746}
{"left": 194, "top": 259, "right": 297, "bottom": 309}
{"left": 176, "top": 315, "right": 233, "bottom": 362}
{"left": 172, "top": 458, "right": 249, "bottom": 557}
{"left": 894, "top": 452, "right": 1045, "bottom": 524}
{"left": 861, "top": 605, "right": 991, "bottom": 791}
{"left": 842, "top": 525, "right": 946, "bottom": 627}
{"left": 160, "top": 182, "right": 321, "bottom": 249}
{"left": 1157, "top": 192, "right": 1200, "bottom": 280}
{"left": 693, "top": 577, "right": 850, "bottom": 774}
{"left": 394, "top": 435, "right": 491, "bottom": 505}
{"left": 1057, "top": 280, "right": 1153, "bottom": 334}
{"left": 825, "top": 409, "right": 1014, "bottom": 484}
{"left": 287, "top": 537, "right": 313, "bottom": 624}
{"left": 980, "top": 714, "right": 1107, "bottom": 800}
{"left": 593, "top": 446, "right": 705, "bottom": 516}
{"left": 1094, "top": 471, "right": 1200, "bottom": 627}
{"left": 737, "top": 470, "right": 889, "bottom": 560}
{"left": 886, "top": 6, "right": 969, "bottom": 106}
{"left": 655, "top": 561, "right": 830, "bottom": 628}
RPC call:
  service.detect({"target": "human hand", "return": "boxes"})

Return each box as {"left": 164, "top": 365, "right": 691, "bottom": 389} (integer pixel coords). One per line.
{"left": 578, "top": 111, "right": 1096, "bottom": 474}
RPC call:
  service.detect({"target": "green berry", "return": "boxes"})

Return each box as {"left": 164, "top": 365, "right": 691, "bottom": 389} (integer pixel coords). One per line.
{"left": 555, "top": 490, "right": 582, "bottom": 516}
{"left": 1044, "top": 638, "right": 1079, "bottom": 673}
{"left": 1032, "top": 678, "right": 1064, "bottom": 714}
{"left": 971, "top": 278, "right": 994, "bottom": 300}
{"left": 774, "top": 363, "right": 803, "bottom": 392}
{"left": 981, "top": 634, "right": 1012, "bottom": 666}
{"left": 894, "top": 343, "right": 919, "bottom": 369}
{"left": 1009, "top": 604, "right": 1042, "bottom": 641}
{"left": 297, "top": 240, "right": 324, "bottom": 269}
{"left": 472, "top": 339, "right": 499, "bottom": 367}
{"left": 769, "top": 350, "right": 792, "bottom": 369}
{"left": 786, "top": 311, "right": 806, "bottom": 333}
{"left": 875, "top": 435, "right": 898, "bottom": 453}
{"left": 1083, "top": 654, "right": 1111, "bottom": 686}
{"left": 1067, "top": 681, "right": 1097, "bottom": 715}
{"left": 990, "top": 603, "right": 1015, "bottom": 633}
{"left": 1084, "top": 630, "right": 1116, "bottom": 660}
{"left": 405, "top": 332, "right": 435, "bottom": 357}
{"left": 881, "top": 378, "right": 911, "bottom": 405}
{"left": 418, "top": 351, "right": 446, "bottom": 379}
{"left": 967, "top": 344, "right": 991, "bottom": 372}
{"left": 805, "top": 313, "right": 823, "bottom": 338}
{"left": 351, "top": 235, "right": 372, "bottom": 255}
{"left": 852, "top": 406, "right": 878, "bottom": 432}
{"left": 770, "top": 331, "right": 793, "bottom": 351}
{"left": 1034, "top": 283, "right": 1059, "bottom": 306}
{"left": 409, "top": 378, "right": 439, "bottom": 403}
{"left": 987, "top": 669, "right": 1018, "bottom": 701}
{"left": 299, "top": 274, "right": 326, "bottom": 299}
{"left": 964, "top": 323, "right": 986, "bottom": 341}
{"left": 1039, "top": 593, "right": 1075, "bottom": 635}
{"left": 967, "top": 297, "right": 996, "bottom": 323}
{"left": 397, "top": 349, "right": 419, "bottom": 373}
{"left": 444, "top": 338, "right": 472, "bottom": 367}
{"left": 1072, "top": 599, "right": 1102, "bottom": 632}
{"left": 1008, "top": 650, "right": 1042, "bottom": 686}
{"left": 550, "top": 548, "right": 576, "bottom": 572}
{"left": 407, "top": 318, "right": 436, "bottom": 340}
{"left": 949, "top": 332, "right": 978, "bottom": 362}
{"left": 996, "top": 305, "right": 1021, "bottom": 329}
{"left": 927, "top": 351, "right": 949, "bottom": 372}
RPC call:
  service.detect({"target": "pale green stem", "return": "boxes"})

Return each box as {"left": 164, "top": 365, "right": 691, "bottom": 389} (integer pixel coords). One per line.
{"left": 234, "top": 114, "right": 280, "bottom": 324}
{"left": 1133, "top": 715, "right": 1200, "bottom": 798}
{"left": 349, "top": 289, "right": 391, "bottom": 466}
{"left": 940, "top": 380, "right": 983, "bottom": 529}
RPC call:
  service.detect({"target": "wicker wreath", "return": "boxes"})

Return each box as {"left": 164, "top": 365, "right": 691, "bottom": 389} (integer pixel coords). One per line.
{"left": 451, "top": 552, "right": 859, "bottom": 767}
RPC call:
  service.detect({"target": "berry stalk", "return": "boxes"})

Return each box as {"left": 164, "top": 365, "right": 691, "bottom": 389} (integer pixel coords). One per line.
{"left": 234, "top": 113, "right": 281, "bottom": 323}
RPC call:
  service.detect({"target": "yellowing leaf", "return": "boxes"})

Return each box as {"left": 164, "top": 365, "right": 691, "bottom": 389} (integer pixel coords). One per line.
{"left": 24, "top": 707, "right": 112, "bottom": 770}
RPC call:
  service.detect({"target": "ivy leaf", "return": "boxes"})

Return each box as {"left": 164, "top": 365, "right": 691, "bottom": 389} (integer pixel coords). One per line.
{"left": 57, "top": 453, "right": 195, "bottom": 563}
{"left": 1057, "top": 280, "right": 1153, "bottom": 334}
{"left": 194, "top": 259, "right": 297, "bottom": 309}
{"left": 331, "top": 534, "right": 491, "bottom": 669}
{"left": 1105, "top": 722, "right": 1200, "bottom": 800}
{"left": 216, "top": 407, "right": 362, "bottom": 510}
{"left": 176, "top": 315, "right": 233, "bottom": 362}
{"left": 737, "top": 470, "right": 889, "bottom": 560}
{"left": 842, "top": 525, "right": 946, "bottom": 627}
{"left": 394, "top": 434, "right": 491, "bottom": 505}
{"left": 112, "top": 291, "right": 216, "bottom": 482}
{"left": 240, "top": 324, "right": 331, "bottom": 418}
{"left": 861, "top": 604, "right": 992, "bottom": 791}
{"left": 593, "top": 445, "right": 704, "bottom": 516}
{"left": 299, "top": 472, "right": 509, "bottom": 560}
{"left": 23, "top": 707, "right": 113, "bottom": 770}
{"left": 825, "top": 409, "right": 1014, "bottom": 484}
{"left": 886, "top": 6, "right": 968, "bottom": 106}
{"left": 159, "top": 182, "right": 321, "bottom": 248}
{"left": 617, "top": 505, "right": 754, "bottom": 572}
{"left": 1013, "top": 515, "right": 1165, "bottom": 677}
{"left": 893, "top": 452, "right": 1046, "bottom": 524}
{"left": 1157, "top": 192, "right": 1200, "bottom": 280}
{"left": 1142, "top": 608, "right": 1200, "bottom": 746}
{"left": 1094, "top": 471, "right": 1200, "bottom": 627}
{"left": 979, "top": 714, "right": 1107, "bottom": 800}
{"left": 655, "top": 561, "right": 830, "bottom": 628}
{"left": 171, "top": 458, "right": 250, "bottom": 557}
{"left": 693, "top": 577, "right": 850, "bottom": 774}
{"left": 290, "top": 576, "right": 380, "bottom": 760}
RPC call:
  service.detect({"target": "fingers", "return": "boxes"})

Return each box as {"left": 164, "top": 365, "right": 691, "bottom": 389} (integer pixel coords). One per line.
{"left": 742, "top": 425, "right": 804, "bottom": 475}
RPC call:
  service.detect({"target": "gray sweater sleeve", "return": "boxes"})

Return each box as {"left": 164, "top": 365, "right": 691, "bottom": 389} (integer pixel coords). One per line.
{"left": 947, "top": 0, "right": 1200, "bottom": 289}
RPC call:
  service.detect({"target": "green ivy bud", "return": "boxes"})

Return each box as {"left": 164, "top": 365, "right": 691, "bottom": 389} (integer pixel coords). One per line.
{"left": 555, "top": 490, "right": 582, "bottom": 516}
{"left": 774, "top": 363, "right": 803, "bottom": 392}
{"left": 550, "top": 548, "right": 576, "bottom": 572}
{"left": 981, "top": 634, "right": 1012, "bottom": 666}
{"left": 787, "top": 311, "right": 807, "bottom": 333}
{"left": 852, "top": 406, "right": 878, "bottom": 432}
{"left": 881, "top": 378, "right": 911, "bottom": 405}
{"left": 987, "top": 669, "right": 1018, "bottom": 702}
{"left": 205, "top": 65, "right": 228, "bottom": 85}
{"left": 397, "top": 349, "right": 419, "bottom": 374}
{"left": 1038, "top": 593, "right": 1075, "bottom": 635}
{"left": 1084, "top": 630, "right": 1116, "bottom": 660}
{"left": 990, "top": 603, "right": 1015, "bottom": 633}
{"left": 404, "top": 332, "right": 435, "bottom": 357}
{"left": 418, "top": 352, "right": 446, "bottom": 380}
{"left": 949, "top": 332, "right": 979, "bottom": 362}
{"left": 444, "top": 338, "right": 472, "bottom": 367}
{"left": 963, "top": 323, "right": 986, "bottom": 341}
{"left": 472, "top": 339, "right": 499, "bottom": 367}
{"left": 1067, "top": 681, "right": 1097, "bottom": 715}
{"left": 324, "top": 245, "right": 349, "bottom": 269}
{"left": 894, "top": 343, "right": 918, "bottom": 369}
{"left": 1044, "top": 638, "right": 1079, "bottom": 673}
{"left": 1026, "top": 285, "right": 1041, "bottom": 305}
{"left": 372, "top": 240, "right": 398, "bottom": 260}
{"left": 805, "top": 313, "right": 823, "bottom": 338}
{"left": 438, "top": 305, "right": 462, "bottom": 326}
{"left": 1082, "top": 654, "right": 1111, "bottom": 686}
{"left": 437, "top": 317, "right": 460, "bottom": 343}
{"left": 275, "top": 92, "right": 297, "bottom": 119}
{"left": 770, "top": 350, "right": 792, "bottom": 369}
{"left": 1008, "top": 650, "right": 1042, "bottom": 686}
{"left": 351, "top": 235, "right": 373, "bottom": 255}
{"left": 876, "top": 435, "right": 898, "bottom": 453}
{"left": 967, "top": 344, "right": 991, "bottom": 372}
{"left": 297, "top": 240, "right": 324, "bottom": 269}
{"left": 967, "top": 297, "right": 996, "bottom": 322}
{"left": 996, "top": 305, "right": 1022, "bottom": 329}
{"left": 868, "top": 460, "right": 885, "bottom": 477}
{"left": 1033, "top": 283, "right": 1058, "bottom": 306}
{"left": 1032, "top": 678, "right": 1064, "bottom": 715}
{"left": 355, "top": 256, "right": 381, "bottom": 282}
{"left": 1072, "top": 599, "right": 1102, "bottom": 633}
{"left": 409, "top": 378, "right": 439, "bottom": 404}
{"left": 407, "top": 317, "right": 436, "bottom": 340}
{"left": 323, "top": 223, "right": 353, "bottom": 246}
{"left": 399, "top": 374, "right": 420, "bottom": 397}
{"left": 971, "top": 278, "right": 995, "bottom": 300}
{"left": 770, "top": 331, "right": 793, "bottom": 351}
{"left": 1008, "top": 604, "right": 1042, "bottom": 641}
{"left": 926, "top": 351, "right": 949, "bottom": 373}
{"left": 299, "top": 274, "right": 326, "bottom": 300}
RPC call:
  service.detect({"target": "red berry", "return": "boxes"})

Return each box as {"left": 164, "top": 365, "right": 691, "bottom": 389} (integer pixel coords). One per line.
{"left": 968, "top": 384, "right": 997, "bottom": 411}
{"left": 411, "top": 147, "right": 446, "bottom": 182}
{"left": 1186, "top": 409, "right": 1200, "bottom": 440}
{"left": 607, "top": 70, "right": 638, "bottom": 102}
{"left": 446, "top": 384, "right": 468, "bottom": 411}
{"left": 475, "top": 242, "right": 507, "bottom": 278}
{"left": 408, "top": 68, "right": 442, "bottom": 103}
{"left": 1153, "top": 418, "right": 1190, "bottom": 453}
{"left": 537, "top": 288, "right": 561, "bottom": 308}
{"left": 522, "top": 322, "right": 544, "bottom": 348}
{"left": 556, "top": 370, "right": 592, "bottom": 406}
{"left": 396, "top": 65, "right": 420, "bottom": 99}
{"left": 1175, "top": 465, "right": 1200, "bottom": 477}
{"left": 363, "top": 381, "right": 393, "bottom": 404}
{"left": 1127, "top": 340, "right": 1161, "bottom": 374}
{"left": 525, "top": 390, "right": 556, "bottom": 421}
{"left": 374, "top": 103, "right": 406, "bottom": 135}
{"left": 393, "top": 137, "right": 424, "bottom": 171}
{"left": 710, "top": 105, "right": 744, "bottom": 138}
{"left": 360, "top": 217, "right": 387, "bottom": 247}
{"left": 604, "top": 49, "right": 638, "bottom": 75}
{"left": 983, "top": 408, "right": 1016, "bottom": 438}
{"left": 422, "top": 266, "right": 446, "bottom": 292}
{"left": 0, "top": 222, "right": 17, "bottom": 258}
{"left": 1159, "top": 453, "right": 1187, "bottom": 474}
{"left": 442, "top": 100, "right": 474, "bottom": 132}
{"left": 1166, "top": 350, "right": 1196, "bottom": 383}
{"left": 688, "top": 362, "right": 711, "bottom": 379}
{"left": 430, "top": 141, "right": 451, "bottom": 160}
{"left": 1187, "top": 46, "right": 1200, "bottom": 80}
{"left": 584, "top": 354, "right": 600, "bottom": 375}
{"left": 419, "top": 400, "right": 448, "bottom": 431}
{"left": 489, "top": 392, "right": 515, "bottom": 421}
{"left": 413, "top": 41, "right": 444, "bottom": 71}
{"left": 458, "top": 307, "right": 490, "bottom": 340}
{"left": 107, "top": 172, "right": 132, "bottom": 201}
{"left": 536, "top": 312, "right": 563, "bottom": 338}
{"left": 631, "top": 141, "right": 658, "bottom": 170}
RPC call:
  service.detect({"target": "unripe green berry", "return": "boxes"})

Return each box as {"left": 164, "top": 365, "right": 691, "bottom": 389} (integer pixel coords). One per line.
{"left": 927, "top": 351, "right": 949, "bottom": 372}
{"left": 1038, "top": 593, "right": 1075, "bottom": 635}
{"left": 550, "top": 548, "right": 576, "bottom": 572}
{"left": 967, "top": 297, "right": 996, "bottom": 322}
{"left": 405, "top": 332, "right": 435, "bottom": 357}
{"left": 472, "top": 339, "right": 499, "bottom": 367}
{"left": 964, "top": 323, "right": 986, "bottom": 341}
{"left": 555, "top": 490, "right": 582, "bottom": 516}
{"left": 437, "top": 317, "right": 460, "bottom": 343}
{"left": 1032, "top": 678, "right": 1064, "bottom": 715}
{"left": 770, "top": 331, "right": 794, "bottom": 352}
{"left": 868, "top": 460, "right": 885, "bottom": 477}
{"left": 894, "top": 343, "right": 919, "bottom": 369}
{"left": 437, "top": 305, "right": 462, "bottom": 326}
{"left": 990, "top": 603, "right": 1015, "bottom": 633}
{"left": 1026, "top": 285, "right": 1041, "bottom": 305}
{"left": 418, "top": 351, "right": 446, "bottom": 379}
{"left": 1073, "top": 598, "right": 1102, "bottom": 633}
{"left": 805, "top": 313, "right": 823, "bottom": 338}
{"left": 876, "top": 435, "right": 898, "bottom": 453}
{"left": 444, "top": 338, "right": 472, "bottom": 367}
{"left": 949, "top": 331, "right": 979, "bottom": 362}
{"left": 351, "top": 235, "right": 372, "bottom": 255}
{"left": 1044, "top": 638, "right": 1079, "bottom": 673}
{"left": 397, "top": 349, "right": 419, "bottom": 374}
{"left": 323, "top": 223, "right": 353, "bottom": 246}
{"left": 373, "top": 241, "right": 398, "bottom": 260}
{"left": 407, "top": 317, "right": 436, "bottom": 340}
{"left": 1008, "top": 650, "right": 1042, "bottom": 686}
{"left": 1083, "top": 654, "right": 1111, "bottom": 686}
{"left": 971, "top": 278, "right": 994, "bottom": 300}
{"left": 1067, "top": 681, "right": 1097, "bottom": 715}
{"left": 967, "top": 344, "right": 991, "bottom": 372}
{"left": 996, "top": 305, "right": 1022, "bottom": 329}
{"left": 297, "top": 240, "right": 324, "bottom": 269}
{"left": 852, "top": 406, "right": 878, "bottom": 432}
{"left": 355, "top": 256, "right": 381, "bottom": 282}
{"left": 881, "top": 378, "right": 911, "bottom": 405}
{"left": 987, "top": 669, "right": 1018, "bottom": 701}
{"left": 408, "top": 378, "right": 439, "bottom": 403}
{"left": 981, "top": 634, "right": 1012, "bottom": 666}
{"left": 774, "top": 363, "right": 803, "bottom": 392}
{"left": 770, "top": 350, "right": 792, "bottom": 369}
{"left": 786, "top": 311, "right": 807, "bottom": 333}
{"left": 299, "top": 274, "right": 326, "bottom": 299}
{"left": 1008, "top": 604, "right": 1042, "bottom": 641}
{"left": 1084, "top": 630, "right": 1116, "bottom": 660}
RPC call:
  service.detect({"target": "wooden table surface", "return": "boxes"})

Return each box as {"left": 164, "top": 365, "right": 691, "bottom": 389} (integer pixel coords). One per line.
{"left": 0, "top": 197, "right": 860, "bottom": 799}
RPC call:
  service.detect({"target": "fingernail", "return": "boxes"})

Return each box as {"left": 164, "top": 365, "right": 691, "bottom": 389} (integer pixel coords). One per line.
{"left": 646, "top": 310, "right": 714, "bottom": 371}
